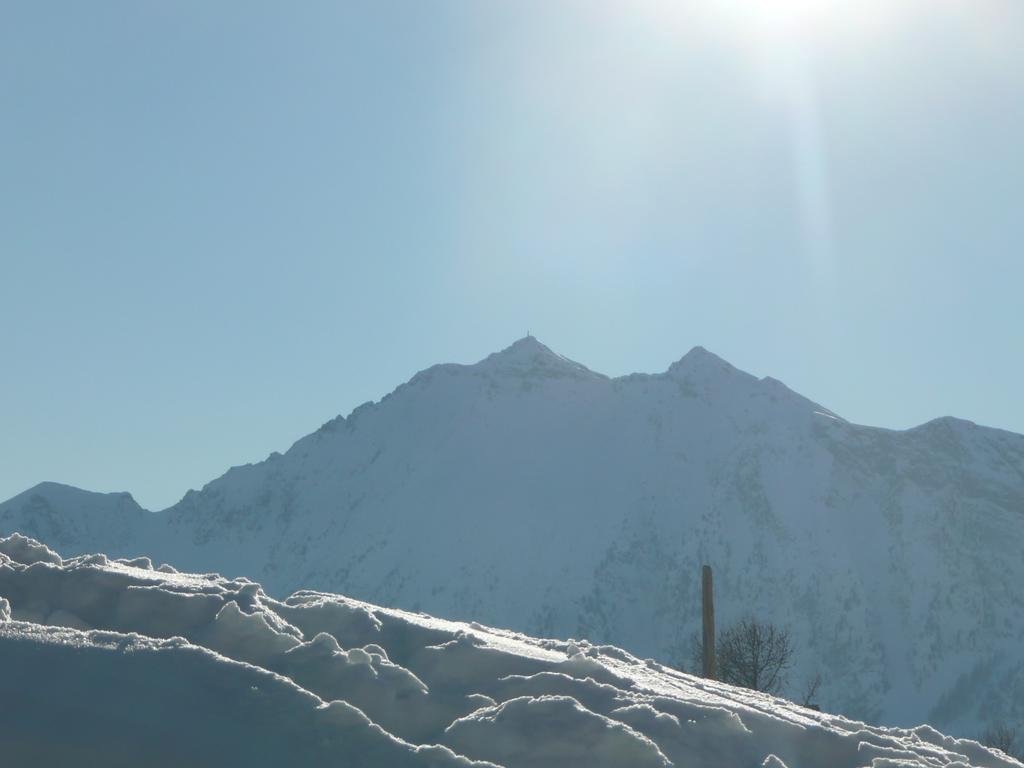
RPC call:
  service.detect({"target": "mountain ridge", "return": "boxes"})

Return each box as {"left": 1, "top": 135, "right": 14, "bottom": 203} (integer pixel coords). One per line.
{"left": 2, "top": 338, "right": 1023, "bottom": 736}
{"left": 15, "top": 338, "right": 996, "bottom": 515}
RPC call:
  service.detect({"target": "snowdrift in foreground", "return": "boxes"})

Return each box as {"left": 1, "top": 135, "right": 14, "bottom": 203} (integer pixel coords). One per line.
{"left": 0, "top": 534, "right": 1018, "bottom": 768}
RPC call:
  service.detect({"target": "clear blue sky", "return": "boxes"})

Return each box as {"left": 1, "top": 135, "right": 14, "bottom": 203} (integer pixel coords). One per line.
{"left": 2, "top": 1, "right": 1022, "bottom": 510}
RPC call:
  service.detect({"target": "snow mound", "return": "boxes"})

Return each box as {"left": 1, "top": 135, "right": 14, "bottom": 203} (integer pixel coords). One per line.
{"left": 0, "top": 535, "right": 1018, "bottom": 768}
{"left": 444, "top": 695, "right": 673, "bottom": 768}
{"left": 0, "top": 532, "right": 62, "bottom": 566}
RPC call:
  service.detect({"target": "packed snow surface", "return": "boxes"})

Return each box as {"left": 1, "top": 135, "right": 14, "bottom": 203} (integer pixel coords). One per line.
{"left": 1, "top": 534, "right": 1019, "bottom": 768}
{"left": 3, "top": 338, "right": 1024, "bottom": 734}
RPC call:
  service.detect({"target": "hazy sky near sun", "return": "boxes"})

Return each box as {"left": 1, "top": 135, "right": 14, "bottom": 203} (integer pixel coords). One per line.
{"left": 2, "top": 0, "right": 1022, "bottom": 509}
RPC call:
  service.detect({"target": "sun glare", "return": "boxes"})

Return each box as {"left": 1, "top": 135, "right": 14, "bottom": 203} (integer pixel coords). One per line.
{"left": 641, "top": 0, "right": 892, "bottom": 50}
{"left": 749, "top": 0, "right": 842, "bottom": 29}
{"left": 710, "top": 0, "right": 861, "bottom": 45}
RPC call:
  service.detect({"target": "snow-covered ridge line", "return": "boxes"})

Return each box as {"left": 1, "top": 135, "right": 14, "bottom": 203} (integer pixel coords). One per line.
{"left": 3, "top": 336, "right": 1024, "bottom": 734}
{"left": 0, "top": 534, "right": 1018, "bottom": 768}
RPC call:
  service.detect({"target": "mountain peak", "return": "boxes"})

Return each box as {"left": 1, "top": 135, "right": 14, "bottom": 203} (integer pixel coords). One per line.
{"left": 666, "top": 345, "right": 742, "bottom": 378}
{"left": 476, "top": 336, "right": 600, "bottom": 380}
{"left": 496, "top": 335, "right": 551, "bottom": 357}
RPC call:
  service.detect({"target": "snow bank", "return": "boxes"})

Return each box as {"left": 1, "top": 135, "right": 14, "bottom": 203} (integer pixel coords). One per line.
{"left": 0, "top": 532, "right": 62, "bottom": 566}
{"left": 0, "top": 535, "right": 1019, "bottom": 768}
{"left": 443, "top": 695, "right": 673, "bottom": 768}
{"left": 0, "top": 622, "right": 485, "bottom": 768}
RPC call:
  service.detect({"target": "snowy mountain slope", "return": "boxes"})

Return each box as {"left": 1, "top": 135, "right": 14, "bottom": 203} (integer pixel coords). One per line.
{"left": 0, "top": 482, "right": 148, "bottom": 555}
{"left": 1, "top": 534, "right": 1019, "bottom": 768}
{"left": 2, "top": 337, "right": 1023, "bottom": 736}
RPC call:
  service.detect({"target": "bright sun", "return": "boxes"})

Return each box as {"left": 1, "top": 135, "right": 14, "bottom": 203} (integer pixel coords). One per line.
{"left": 756, "top": 0, "right": 840, "bottom": 25}
{"left": 643, "top": 0, "right": 883, "bottom": 48}
{"left": 713, "top": 0, "right": 854, "bottom": 41}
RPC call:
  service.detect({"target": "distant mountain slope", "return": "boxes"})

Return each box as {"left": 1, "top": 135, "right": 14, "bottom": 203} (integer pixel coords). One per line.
{"left": 3, "top": 337, "right": 1023, "bottom": 735}
{"left": 1, "top": 534, "right": 1018, "bottom": 768}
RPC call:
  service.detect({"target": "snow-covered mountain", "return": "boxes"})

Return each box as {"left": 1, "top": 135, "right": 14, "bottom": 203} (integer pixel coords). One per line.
{"left": 2, "top": 337, "right": 1023, "bottom": 736}
{"left": 1, "top": 533, "right": 1018, "bottom": 768}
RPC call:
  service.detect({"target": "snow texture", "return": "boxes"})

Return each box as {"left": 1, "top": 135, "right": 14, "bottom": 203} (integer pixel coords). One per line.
{"left": 2, "top": 337, "right": 1024, "bottom": 735}
{"left": 0, "top": 535, "right": 1019, "bottom": 768}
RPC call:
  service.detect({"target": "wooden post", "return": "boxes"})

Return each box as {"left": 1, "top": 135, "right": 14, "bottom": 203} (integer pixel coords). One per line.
{"left": 702, "top": 564, "right": 716, "bottom": 680}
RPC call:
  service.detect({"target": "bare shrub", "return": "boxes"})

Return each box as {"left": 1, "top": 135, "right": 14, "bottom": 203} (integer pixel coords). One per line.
{"left": 716, "top": 618, "right": 794, "bottom": 695}
{"left": 685, "top": 617, "right": 795, "bottom": 696}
